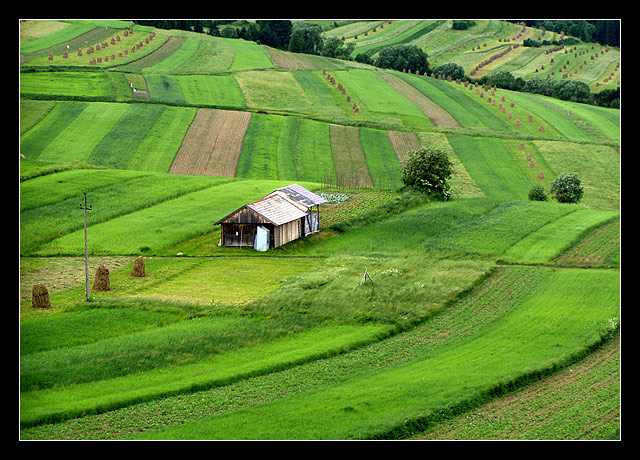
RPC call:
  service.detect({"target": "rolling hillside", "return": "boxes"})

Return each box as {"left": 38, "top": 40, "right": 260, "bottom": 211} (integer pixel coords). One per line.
{"left": 19, "top": 19, "right": 621, "bottom": 441}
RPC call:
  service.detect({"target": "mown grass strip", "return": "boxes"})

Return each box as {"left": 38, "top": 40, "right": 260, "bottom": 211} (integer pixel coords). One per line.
{"left": 446, "top": 134, "right": 519, "bottom": 201}
{"left": 501, "top": 208, "right": 619, "bottom": 264}
{"left": 20, "top": 171, "right": 224, "bottom": 255}
{"left": 87, "top": 104, "right": 166, "bottom": 169}
{"left": 359, "top": 127, "right": 403, "bottom": 189}
{"left": 20, "top": 71, "right": 115, "bottom": 100}
{"left": 179, "top": 75, "right": 246, "bottom": 109}
{"left": 131, "top": 268, "right": 619, "bottom": 440}
{"left": 431, "top": 201, "right": 574, "bottom": 257}
{"left": 20, "top": 101, "right": 87, "bottom": 161}
{"left": 20, "top": 323, "right": 392, "bottom": 428}
{"left": 127, "top": 106, "right": 197, "bottom": 172}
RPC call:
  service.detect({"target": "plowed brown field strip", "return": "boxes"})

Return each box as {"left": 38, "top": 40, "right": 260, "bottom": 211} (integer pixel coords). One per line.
{"left": 388, "top": 130, "right": 421, "bottom": 164}
{"left": 169, "top": 109, "right": 251, "bottom": 177}
{"left": 379, "top": 73, "right": 461, "bottom": 128}
{"left": 329, "top": 124, "right": 373, "bottom": 187}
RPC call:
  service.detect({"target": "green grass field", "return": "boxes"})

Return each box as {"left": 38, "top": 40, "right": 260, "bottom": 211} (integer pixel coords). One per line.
{"left": 19, "top": 19, "right": 620, "bottom": 441}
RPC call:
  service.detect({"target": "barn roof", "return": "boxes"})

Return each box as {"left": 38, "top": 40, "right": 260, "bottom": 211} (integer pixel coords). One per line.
{"left": 215, "top": 192, "right": 308, "bottom": 226}
{"left": 248, "top": 193, "right": 308, "bottom": 226}
{"left": 276, "top": 184, "right": 326, "bottom": 207}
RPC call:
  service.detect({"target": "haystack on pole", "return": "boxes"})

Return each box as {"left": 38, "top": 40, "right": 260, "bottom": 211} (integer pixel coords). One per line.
{"left": 81, "top": 192, "right": 92, "bottom": 300}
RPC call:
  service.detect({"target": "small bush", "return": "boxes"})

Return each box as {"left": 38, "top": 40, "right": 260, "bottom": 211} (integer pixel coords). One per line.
{"left": 528, "top": 184, "right": 548, "bottom": 201}
{"left": 550, "top": 173, "right": 584, "bottom": 203}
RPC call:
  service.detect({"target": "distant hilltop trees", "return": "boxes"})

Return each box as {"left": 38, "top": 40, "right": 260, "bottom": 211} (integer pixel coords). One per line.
{"left": 512, "top": 20, "right": 620, "bottom": 47}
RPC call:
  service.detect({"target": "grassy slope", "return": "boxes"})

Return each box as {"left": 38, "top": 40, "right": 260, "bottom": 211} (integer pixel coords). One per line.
{"left": 19, "top": 20, "right": 620, "bottom": 440}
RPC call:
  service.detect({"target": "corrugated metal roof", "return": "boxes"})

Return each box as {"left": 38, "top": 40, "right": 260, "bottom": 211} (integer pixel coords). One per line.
{"left": 276, "top": 184, "right": 327, "bottom": 207}
{"left": 247, "top": 193, "right": 307, "bottom": 226}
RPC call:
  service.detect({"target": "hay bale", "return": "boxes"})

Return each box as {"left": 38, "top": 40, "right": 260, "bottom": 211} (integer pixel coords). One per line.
{"left": 131, "top": 256, "right": 146, "bottom": 277}
{"left": 32, "top": 283, "right": 50, "bottom": 308}
{"left": 92, "top": 264, "right": 111, "bottom": 291}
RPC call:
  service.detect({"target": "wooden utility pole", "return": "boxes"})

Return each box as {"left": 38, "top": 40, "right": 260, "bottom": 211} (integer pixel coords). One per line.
{"left": 81, "top": 192, "right": 92, "bottom": 301}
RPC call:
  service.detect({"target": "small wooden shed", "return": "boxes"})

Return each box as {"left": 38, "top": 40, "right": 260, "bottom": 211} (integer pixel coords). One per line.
{"left": 214, "top": 185, "right": 326, "bottom": 250}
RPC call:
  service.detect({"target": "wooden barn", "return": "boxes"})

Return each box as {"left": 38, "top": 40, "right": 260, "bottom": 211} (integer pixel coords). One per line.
{"left": 215, "top": 185, "right": 326, "bottom": 250}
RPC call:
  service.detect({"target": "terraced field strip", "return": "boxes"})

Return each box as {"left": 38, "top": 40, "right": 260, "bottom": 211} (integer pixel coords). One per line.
{"left": 417, "top": 333, "right": 620, "bottom": 440}
{"left": 387, "top": 130, "right": 420, "bottom": 164}
{"left": 379, "top": 72, "right": 460, "bottom": 128}
{"left": 329, "top": 124, "right": 373, "bottom": 187}
{"left": 169, "top": 108, "right": 251, "bottom": 177}
{"left": 142, "top": 37, "right": 199, "bottom": 74}
{"left": 501, "top": 208, "right": 619, "bottom": 264}
{"left": 359, "top": 127, "right": 403, "bottom": 189}
{"left": 119, "top": 36, "right": 186, "bottom": 71}
{"left": 34, "top": 179, "right": 314, "bottom": 256}
{"left": 554, "top": 218, "right": 620, "bottom": 266}
{"left": 131, "top": 268, "right": 619, "bottom": 440}
{"left": 20, "top": 322, "right": 392, "bottom": 428}
{"left": 262, "top": 46, "right": 330, "bottom": 70}
{"left": 447, "top": 135, "right": 531, "bottom": 202}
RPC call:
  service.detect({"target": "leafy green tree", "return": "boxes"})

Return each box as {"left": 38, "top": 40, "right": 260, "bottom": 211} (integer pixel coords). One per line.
{"left": 288, "top": 23, "right": 324, "bottom": 54}
{"left": 550, "top": 173, "right": 584, "bottom": 203}
{"left": 432, "top": 63, "right": 465, "bottom": 80}
{"left": 321, "top": 37, "right": 355, "bottom": 59}
{"left": 401, "top": 146, "right": 453, "bottom": 200}
{"left": 375, "top": 45, "right": 429, "bottom": 74}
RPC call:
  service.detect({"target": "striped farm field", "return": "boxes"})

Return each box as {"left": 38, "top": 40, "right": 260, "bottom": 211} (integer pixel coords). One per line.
{"left": 19, "top": 20, "right": 620, "bottom": 441}
{"left": 20, "top": 71, "right": 118, "bottom": 100}
{"left": 130, "top": 268, "right": 618, "bottom": 440}
{"left": 501, "top": 208, "right": 619, "bottom": 264}
{"left": 169, "top": 109, "right": 251, "bottom": 177}
{"left": 330, "top": 124, "right": 374, "bottom": 187}
{"left": 378, "top": 72, "right": 459, "bottom": 128}
{"left": 387, "top": 130, "right": 420, "bottom": 164}
{"left": 20, "top": 101, "right": 196, "bottom": 172}
{"left": 332, "top": 69, "right": 431, "bottom": 130}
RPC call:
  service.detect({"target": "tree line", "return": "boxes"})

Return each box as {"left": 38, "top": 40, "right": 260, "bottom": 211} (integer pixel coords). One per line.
{"left": 510, "top": 20, "right": 620, "bottom": 47}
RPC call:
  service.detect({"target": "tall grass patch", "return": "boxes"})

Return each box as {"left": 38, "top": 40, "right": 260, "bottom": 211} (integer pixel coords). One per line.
{"left": 534, "top": 140, "right": 620, "bottom": 211}
{"left": 20, "top": 322, "right": 391, "bottom": 428}
{"left": 250, "top": 255, "right": 493, "bottom": 326}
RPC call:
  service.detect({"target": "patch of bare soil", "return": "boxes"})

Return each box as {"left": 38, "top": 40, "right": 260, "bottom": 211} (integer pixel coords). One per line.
{"left": 169, "top": 109, "right": 251, "bottom": 177}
